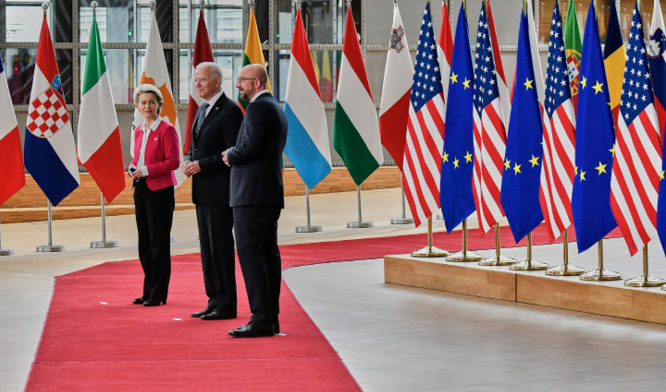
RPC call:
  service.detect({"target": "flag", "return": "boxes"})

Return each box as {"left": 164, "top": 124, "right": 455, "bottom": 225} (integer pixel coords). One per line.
{"left": 238, "top": 6, "right": 272, "bottom": 113}
{"left": 648, "top": 0, "right": 666, "bottom": 138}
{"left": 571, "top": 2, "right": 617, "bottom": 253}
{"left": 283, "top": 8, "right": 332, "bottom": 190}
{"left": 501, "top": 10, "right": 544, "bottom": 243}
{"left": 471, "top": 2, "right": 506, "bottom": 234}
{"left": 400, "top": 1, "right": 445, "bottom": 227}
{"left": 603, "top": 0, "right": 626, "bottom": 125}
{"left": 0, "top": 55, "right": 25, "bottom": 205}
{"left": 184, "top": 10, "right": 214, "bottom": 156}
{"left": 77, "top": 11, "right": 125, "bottom": 204}
{"left": 440, "top": 4, "right": 475, "bottom": 232}
{"left": 379, "top": 1, "right": 413, "bottom": 171}
{"left": 540, "top": 0, "right": 576, "bottom": 242}
{"left": 486, "top": 0, "right": 511, "bottom": 128}
{"left": 610, "top": 4, "right": 662, "bottom": 256}
{"left": 564, "top": 0, "right": 583, "bottom": 110}
{"left": 437, "top": 0, "right": 453, "bottom": 102}
{"left": 23, "top": 14, "right": 80, "bottom": 206}
{"left": 333, "top": 5, "right": 383, "bottom": 186}
{"left": 320, "top": 50, "right": 334, "bottom": 102}
{"left": 133, "top": 11, "right": 186, "bottom": 186}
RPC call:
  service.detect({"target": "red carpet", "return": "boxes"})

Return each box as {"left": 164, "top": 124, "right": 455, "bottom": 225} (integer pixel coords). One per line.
{"left": 26, "top": 224, "right": 621, "bottom": 391}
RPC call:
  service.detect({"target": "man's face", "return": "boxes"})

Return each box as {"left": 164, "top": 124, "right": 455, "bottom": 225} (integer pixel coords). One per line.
{"left": 194, "top": 67, "right": 220, "bottom": 101}
{"left": 236, "top": 71, "right": 257, "bottom": 102}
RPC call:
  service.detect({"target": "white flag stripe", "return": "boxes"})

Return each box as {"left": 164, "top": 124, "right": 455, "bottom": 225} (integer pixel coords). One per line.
{"left": 617, "top": 117, "right": 660, "bottom": 201}
{"left": 78, "top": 72, "right": 117, "bottom": 163}
{"left": 338, "top": 54, "right": 384, "bottom": 165}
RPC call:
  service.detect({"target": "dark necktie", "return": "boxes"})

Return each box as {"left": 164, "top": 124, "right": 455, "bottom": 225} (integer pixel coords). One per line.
{"left": 194, "top": 102, "right": 209, "bottom": 137}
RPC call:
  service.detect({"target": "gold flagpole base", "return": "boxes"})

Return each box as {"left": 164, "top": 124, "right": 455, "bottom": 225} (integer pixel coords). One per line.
{"left": 479, "top": 255, "right": 517, "bottom": 266}
{"left": 580, "top": 268, "right": 622, "bottom": 281}
{"left": 546, "top": 264, "right": 586, "bottom": 276}
{"left": 624, "top": 275, "right": 666, "bottom": 287}
{"left": 446, "top": 250, "right": 484, "bottom": 262}
{"left": 509, "top": 259, "right": 549, "bottom": 271}
{"left": 411, "top": 246, "right": 448, "bottom": 258}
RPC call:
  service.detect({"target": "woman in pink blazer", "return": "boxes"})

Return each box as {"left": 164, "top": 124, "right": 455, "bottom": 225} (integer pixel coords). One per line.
{"left": 128, "top": 84, "right": 180, "bottom": 307}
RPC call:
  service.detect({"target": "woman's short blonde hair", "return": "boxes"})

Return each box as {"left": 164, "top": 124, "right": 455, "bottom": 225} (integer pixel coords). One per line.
{"left": 133, "top": 84, "right": 164, "bottom": 114}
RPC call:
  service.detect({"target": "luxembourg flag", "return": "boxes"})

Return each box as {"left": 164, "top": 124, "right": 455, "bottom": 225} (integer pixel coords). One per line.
{"left": 24, "top": 13, "right": 80, "bottom": 206}
{"left": 77, "top": 11, "right": 125, "bottom": 203}
{"left": 284, "top": 8, "right": 331, "bottom": 190}
{"left": 0, "top": 55, "right": 25, "bottom": 206}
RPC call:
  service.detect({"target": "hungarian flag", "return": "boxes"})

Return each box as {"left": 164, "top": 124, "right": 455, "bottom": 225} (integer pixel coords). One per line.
{"left": 0, "top": 55, "right": 25, "bottom": 205}
{"left": 184, "top": 10, "right": 214, "bottom": 156}
{"left": 564, "top": 0, "right": 582, "bottom": 111}
{"left": 610, "top": 4, "right": 662, "bottom": 256}
{"left": 378, "top": 1, "right": 412, "bottom": 171}
{"left": 238, "top": 6, "right": 272, "bottom": 113}
{"left": 77, "top": 11, "right": 125, "bottom": 203}
{"left": 603, "top": 0, "right": 625, "bottom": 126}
{"left": 283, "top": 8, "right": 331, "bottom": 190}
{"left": 24, "top": 13, "right": 80, "bottom": 206}
{"left": 133, "top": 10, "right": 186, "bottom": 186}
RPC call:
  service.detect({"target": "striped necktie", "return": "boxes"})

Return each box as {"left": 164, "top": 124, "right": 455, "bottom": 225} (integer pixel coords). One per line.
{"left": 194, "top": 102, "right": 209, "bottom": 137}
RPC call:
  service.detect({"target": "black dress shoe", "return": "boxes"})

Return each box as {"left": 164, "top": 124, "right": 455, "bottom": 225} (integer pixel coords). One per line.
{"left": 200, "top": 310, "right": 236, "bottom": 320}
{"left": 132, "top": 297, "right": 145, "bottom": 305}
{"left": 143, "top": 299, "right": 166, "bottom": 306}
{"left": 191, "top": 309, "right": 212, "bottom": 318}
{"left": 228, "top": 323, "right": 274, "bottom": 337}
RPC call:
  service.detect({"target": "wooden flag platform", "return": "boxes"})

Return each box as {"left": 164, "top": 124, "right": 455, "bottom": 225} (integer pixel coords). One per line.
{"left": 385, "top": 254, "right": 666, "bottom": 325}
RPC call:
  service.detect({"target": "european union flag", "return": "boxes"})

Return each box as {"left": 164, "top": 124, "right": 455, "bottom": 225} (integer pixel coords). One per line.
{"left": 440, "top": 4, "right": 475, "bottom": 233}
{"left": 572, "top": 2, "right": 617, "bottom": 253}
{"left": 500, "top": 11, "right": 544, "bottom": 244}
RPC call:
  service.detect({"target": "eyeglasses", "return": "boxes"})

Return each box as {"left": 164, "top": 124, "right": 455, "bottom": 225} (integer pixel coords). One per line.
{"left": 237, "top": 77, "right": 257, "bottom": 82}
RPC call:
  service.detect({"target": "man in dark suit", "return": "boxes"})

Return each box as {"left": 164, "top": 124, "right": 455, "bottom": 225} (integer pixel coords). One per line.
{"left": 184, "top": 62, "right": 243, "bottom": 321}
{"left": 222, "top": 64, "right": 287, "bottom": 337}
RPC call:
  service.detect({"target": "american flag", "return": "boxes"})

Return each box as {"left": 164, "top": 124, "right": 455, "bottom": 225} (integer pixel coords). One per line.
{"left": 610, "top": 5, "right": 662, "bottom": 256}
{"left": 402, "top": 2, "right": 445, "bottom": 227}
{"left": 540, "top": 1, "right": 576, "bottom": 242}
{"left": 471, "top": 2, "right": 506, "bottom": 234}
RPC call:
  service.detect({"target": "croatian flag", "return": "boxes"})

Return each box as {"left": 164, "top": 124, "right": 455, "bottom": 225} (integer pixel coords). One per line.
{"left": 24, "top": 14, "right": 80, "bottom": 206}
{"left": 0, "top": 55, "right": 25, "bottom": 206}
{"left": 283, "top": 7, "right": 331, "bottom": 190}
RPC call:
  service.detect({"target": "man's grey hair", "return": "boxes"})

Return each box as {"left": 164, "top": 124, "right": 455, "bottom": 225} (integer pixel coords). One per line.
{"left": 196, "top": 62, "right": 223, "bottom": 82}
{"left": 133, "top": 84, "right": 164, "bottom": 114}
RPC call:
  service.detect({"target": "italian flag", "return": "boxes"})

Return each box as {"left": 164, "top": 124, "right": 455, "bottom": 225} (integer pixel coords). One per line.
{"left": 238, "top": 7, "right": 272, "bottom": 113}
{"left": 77, "top": 12, "right": 125, "bottom": 203}
{"left": 334, "top": 5, "right": 383, "bottom": 186}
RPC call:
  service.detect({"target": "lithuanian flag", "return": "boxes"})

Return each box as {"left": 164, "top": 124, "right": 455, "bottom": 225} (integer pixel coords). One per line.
{"left": 238, "top": 7, "right": 272, "bottom": 113}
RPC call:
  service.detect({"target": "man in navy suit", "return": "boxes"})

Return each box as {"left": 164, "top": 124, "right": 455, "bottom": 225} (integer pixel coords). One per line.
{"left": 184, "top": 62, "right": 243, "bottom": 321}
{"left": 222, "top": 64, "right": 287, "bottom": 337}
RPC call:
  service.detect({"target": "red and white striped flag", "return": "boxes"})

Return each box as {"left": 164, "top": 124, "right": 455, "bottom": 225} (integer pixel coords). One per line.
{"left": 540, "top": 1, "right": 576, "bottom": 243}
{"left": 437, "top": 1, "right": 453, "bottom": 103}
{"left": 402, "top": 2, "right": 445, "bottom": 227}
{"left": 610, "top": 5, "right": 662, "bottom": 256}
{"left": 486, "top": 0, "right": 511, "bottom": 128}
{"left": 184, "top": 10, "right": 214, "bottom": 155}
{"left": 471, "top": 2, "right": 506, "bottom": 234}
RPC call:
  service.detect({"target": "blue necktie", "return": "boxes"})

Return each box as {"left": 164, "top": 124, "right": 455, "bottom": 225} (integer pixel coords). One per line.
{"left": 194, "top": 102, "right": 209, "bottom": 137}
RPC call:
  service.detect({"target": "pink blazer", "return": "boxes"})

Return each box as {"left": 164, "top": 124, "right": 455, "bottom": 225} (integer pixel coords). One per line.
{"left": 131, "top": 120, "right": 180, "bottom": 191}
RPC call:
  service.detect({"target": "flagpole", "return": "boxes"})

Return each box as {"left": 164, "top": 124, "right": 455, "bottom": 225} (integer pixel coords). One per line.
{"left": 411, "top": 216, "right": 448, "bottom": 257}
{"left": 580, "top": 239, "right": 622, "bottom": 281}
{"left": 479, "top": 223, "right": 517, "bottom": 266}
{"left": 0, "top": 218, "right": 14, "bottom": 256}
{"left": 347, "top": 185, "right": 373, "bottom": 228}
{"left": 446, "top": 219, "right": 483, "bottom": 261}
{"left": 546, "top": 229, "right": 586, "bottom": 275}
{"left": 509, "top": 232, "right": 549, "bottom": 270}
{"left": 37, "top": 201, "right": 65, "bottom": 252}
{"left": 296, "top": 186, "right": 323, "bottom": 233}
{"left": 625, "top": 245, "right": 666, "bottom": 287}
{"left": 91, "top": 192, "right": 119, "bottom": 248}
{"left": 391, "top": 182, "right": 413, "bottom": 224}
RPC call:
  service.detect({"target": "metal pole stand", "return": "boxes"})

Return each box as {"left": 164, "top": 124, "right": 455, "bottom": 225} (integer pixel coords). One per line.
{"left": 626, "top": 245, "right": 666, "bottom": 287}
{"left": 509, "top": 232, "right": 549, "bottom": 270}
{"left": 546, "top": 230, "right": 585, "bottom": 276}
{"left": 0, "top": 218, "right": 14, "bottom": 256}
{"left": 37, "top": 201, "right": 65, "bottom": 252}
{"left": 580, "top": 240, "right": 622, "bottom": 281}
{"left": 91, "top": 193, "right": 119, "bottom": 248}
{"left": 447, "top": 219, "right": 483, "bottom": 261}
{"left": 411, "top": 216, "right": 448, "bottom": 257}
{"left": 347, "top": 185, "right": 373, "bottom": 228}
{"left": 391, "top": 183, "right": 413, "bottom": 225}
{"left": 479, "top": 224, "right": 517, "bottom": 266}
{"left": 296, "top": 187, "right": 323, "bottom": 233}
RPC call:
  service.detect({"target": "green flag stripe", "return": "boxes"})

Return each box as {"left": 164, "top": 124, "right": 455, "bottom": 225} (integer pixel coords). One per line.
{"left": 333, "top": 102, "right": 380, "bottom": 185}
{"left": 82, "top": 13, "right": 106, "bottom": 96}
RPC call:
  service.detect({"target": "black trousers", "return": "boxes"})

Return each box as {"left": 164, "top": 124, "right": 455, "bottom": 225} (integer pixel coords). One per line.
{"left": 233, "top": 205, "right": 281, "bottom": 325}
{"left": 196, "top": 204, "right": 236, "bottom": 314}
{"left": 133, "top": 179, "right": 175, "bottom": 302}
